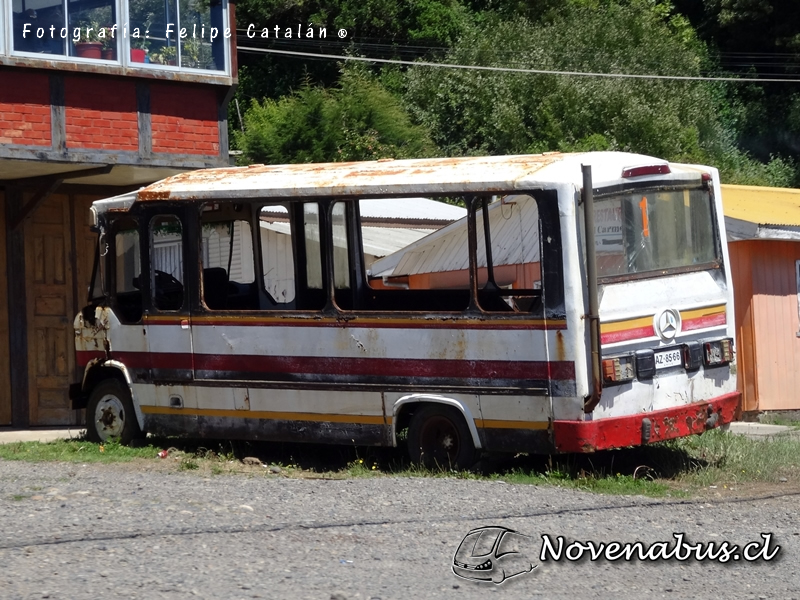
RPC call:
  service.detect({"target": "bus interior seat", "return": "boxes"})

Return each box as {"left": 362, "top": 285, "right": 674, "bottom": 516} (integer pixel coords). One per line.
{"left": 203, "top": 267, "right": 229, "bottom": 310}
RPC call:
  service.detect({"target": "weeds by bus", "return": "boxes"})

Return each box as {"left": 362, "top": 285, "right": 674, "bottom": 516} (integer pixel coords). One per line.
{"left": 71, "top": 152, "right": 740, "bottom": 467}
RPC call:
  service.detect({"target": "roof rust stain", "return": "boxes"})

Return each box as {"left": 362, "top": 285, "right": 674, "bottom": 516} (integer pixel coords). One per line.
{"left": 132, "top": 153, "right": 565, "bottom": 203}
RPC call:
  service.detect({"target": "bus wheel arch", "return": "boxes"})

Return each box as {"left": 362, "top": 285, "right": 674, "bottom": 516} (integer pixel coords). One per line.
{"left": 393, "top": 396, "right": 481, "bottom": 469}
{"left": 82, "top": 363, "right": 146, "bottom": 442}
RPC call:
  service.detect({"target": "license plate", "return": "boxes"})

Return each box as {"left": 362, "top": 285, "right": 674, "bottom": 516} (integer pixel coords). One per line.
{"left": 655, "top": 348, "right": 683, "bottom": 370}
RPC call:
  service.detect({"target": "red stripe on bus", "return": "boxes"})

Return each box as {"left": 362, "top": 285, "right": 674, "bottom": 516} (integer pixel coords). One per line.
{"left": 79, "top": 351, "right": 575, "bottom": 380}
{"left": 682, "top": 312, "right": 726, "bottom": 331}
{"left": 600, "top": 325, "right": 655, "bottom": 345}
{"left": 76, "top": 350, "right": 106, "bottom": 367}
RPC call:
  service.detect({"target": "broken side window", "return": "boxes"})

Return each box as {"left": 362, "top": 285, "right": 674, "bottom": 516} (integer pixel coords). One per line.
{"left": 259, "top": 202, "right": 325, "bottom": 310}
{"left": 474, "top": 195, "right": 544, "bottom": 314}
{"left": 150, "top": 215, "right": 185, "bottom": 312}
{"left": 200, "top": 218, "right": 256, "bottom": 310}
{"left": 113, "top": 218, "right": 142, "bottom": 323}
{"left": 357, "top": 196, "right": 471, "bottom": 312}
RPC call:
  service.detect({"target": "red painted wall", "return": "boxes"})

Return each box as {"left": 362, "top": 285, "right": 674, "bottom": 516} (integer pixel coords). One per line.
{"left": 64, "top": 78, "right": 138, "bottom": 151}
{"left": 150, "top": 84, "right": 220, "bottom": 155}
{"left": 0, "top": 72, "right": 51, "bottom": 146}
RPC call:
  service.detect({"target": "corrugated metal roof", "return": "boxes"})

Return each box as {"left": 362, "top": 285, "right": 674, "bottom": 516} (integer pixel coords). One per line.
{"left": 358, "top": 198, "right": 466, "bottom": 222}
{"left": 129, "top": 152, "right": 699, "bottom": 204}
{"left": 722, "top": 184, "right": 800, "bottom": 227}
{"left": 260, "top": 198, "right": 466, "bottom": 223}
{"left": 259, "top": 221, "right": 434, "bottom": 259}
{"left": 370, "top": 195, "right": 540, "bottom": 277}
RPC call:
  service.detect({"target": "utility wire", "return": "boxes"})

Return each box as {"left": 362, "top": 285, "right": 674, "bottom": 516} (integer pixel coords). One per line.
{"left": 237, "top": 45, "right": 800, "bottom": 83}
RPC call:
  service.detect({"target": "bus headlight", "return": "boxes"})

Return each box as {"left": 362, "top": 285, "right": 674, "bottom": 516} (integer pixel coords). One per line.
{"left": 703, "top": 338, "right": 734, "bottom": 367}
{"left": 602, "top": 355, "right": 635, "bottom": 384}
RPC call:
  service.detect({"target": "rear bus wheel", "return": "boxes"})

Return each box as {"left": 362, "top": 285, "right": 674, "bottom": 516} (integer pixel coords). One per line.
{"left": 86, "top": 380, "right": 143, "bottom": 445}
{"left": 407, "top": 405, "right": 477, "bottom": 470}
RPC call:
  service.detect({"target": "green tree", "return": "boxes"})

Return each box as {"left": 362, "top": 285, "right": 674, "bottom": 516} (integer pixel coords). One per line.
{"left": 404, "top": 2, "right": 795, "bottom": 185}
{"left": 236, "top": 68, "right": 437, "bottom": 164}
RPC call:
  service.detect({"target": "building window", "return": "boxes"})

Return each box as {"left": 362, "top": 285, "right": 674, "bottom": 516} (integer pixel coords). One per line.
{"left": 12, "top": 0, "right": 118, "bottom": 59}
{"left": 129, "top": 0, "right": 226, "bottom": 70}
{"left": 9, "top": 0, "right": 228, "bottom": 72}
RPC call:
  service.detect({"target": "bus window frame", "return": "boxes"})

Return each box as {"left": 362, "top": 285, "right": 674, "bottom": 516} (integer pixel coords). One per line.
{"left": 146, "top": 209, "right": 194, "bottom": 315}
{"left": 328, "top": 190, "right": 564, "bottom": 319}
{"left": 108, "top": 216, "right": 145, "bottom": 325}
{"left": 593, "top": 182, "right": 723, "bottom": 285}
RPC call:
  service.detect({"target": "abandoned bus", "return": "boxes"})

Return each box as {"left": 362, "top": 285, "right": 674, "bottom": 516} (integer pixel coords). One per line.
{"left": 71, "top": 152, "right": 740, "bottom": 466}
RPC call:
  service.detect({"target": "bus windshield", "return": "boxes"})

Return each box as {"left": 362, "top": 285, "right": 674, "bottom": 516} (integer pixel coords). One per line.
{"left": 594, "top": 187, "right": 717, "bottom": 279}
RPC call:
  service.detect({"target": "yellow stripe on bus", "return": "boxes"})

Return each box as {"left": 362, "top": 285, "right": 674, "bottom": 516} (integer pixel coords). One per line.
{"left": 140, "top": 406, "right": 548, "bottom": 431}
{"left": 600, "top": 315, "right": 653, "bottom": 334}
{"left": 679, "top": 304, "right": 726, "bottom": 320}
{"left": 140, "top": 405, "right": 386, "bottom": 425}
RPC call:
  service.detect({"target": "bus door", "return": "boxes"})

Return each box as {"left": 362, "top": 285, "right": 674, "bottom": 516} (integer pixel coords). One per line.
{"left": 143, "top": 211, "right": 196, "bottom": 411}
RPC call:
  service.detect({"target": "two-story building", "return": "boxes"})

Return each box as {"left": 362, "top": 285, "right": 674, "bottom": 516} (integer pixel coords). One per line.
{"left": 0, "top": 0, "right": 237, "bottom": 426}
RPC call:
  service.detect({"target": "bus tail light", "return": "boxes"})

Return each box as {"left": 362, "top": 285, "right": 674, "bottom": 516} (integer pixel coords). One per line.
{"left": 602, "top": 355, "right": 635, "bottom": 384}
{"left": 683, "top": 341, "right": 703, "bottom": 371}
{"left": 703, "top": 338, "right": 733, "bottom": 366}
{"left": 621, "top": 164, "right": 671, "bottom": 178}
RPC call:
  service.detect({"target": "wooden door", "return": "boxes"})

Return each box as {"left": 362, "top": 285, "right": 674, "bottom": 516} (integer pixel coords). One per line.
{"left": 24, "top": 194, "right": 96, "bottom": 425}
{"left": 26, "top": 193, "right": 75, "bottom": 424}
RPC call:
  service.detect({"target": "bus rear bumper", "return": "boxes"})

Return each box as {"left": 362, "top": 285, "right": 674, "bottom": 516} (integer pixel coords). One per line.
{"left": 552, "top": 391, "right": 740, "bottom": 453}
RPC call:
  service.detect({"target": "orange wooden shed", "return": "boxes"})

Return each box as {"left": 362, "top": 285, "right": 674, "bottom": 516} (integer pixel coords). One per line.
{"left": 724, "top": 184, "right": 800, "bottom": 415}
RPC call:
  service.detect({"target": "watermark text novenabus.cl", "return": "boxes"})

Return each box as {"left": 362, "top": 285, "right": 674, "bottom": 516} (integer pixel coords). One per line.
{"left": 541, "top": 532, "right": 780, "bottom": 564}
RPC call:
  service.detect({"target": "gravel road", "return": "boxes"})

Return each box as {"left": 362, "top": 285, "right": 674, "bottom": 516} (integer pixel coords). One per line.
{"left": 0, "top": 460, "right": 797, "bottom": 600}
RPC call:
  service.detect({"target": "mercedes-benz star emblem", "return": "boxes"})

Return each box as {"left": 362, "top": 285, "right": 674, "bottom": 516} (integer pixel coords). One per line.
{"left": 655, "top": 309, "right": 680, "bottom": 341}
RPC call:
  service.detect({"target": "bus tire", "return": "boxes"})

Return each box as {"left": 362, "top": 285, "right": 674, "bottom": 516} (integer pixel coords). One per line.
{"left": 86, "top": 380, "right": 143, "bottom": 445}
{"left": 407, "top": 405, "right": 476, "bottom": 470}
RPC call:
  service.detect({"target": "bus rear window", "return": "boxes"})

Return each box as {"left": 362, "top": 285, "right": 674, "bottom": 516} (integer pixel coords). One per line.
{"left": 594, "top": 188, "right": 717, "bottom": 278}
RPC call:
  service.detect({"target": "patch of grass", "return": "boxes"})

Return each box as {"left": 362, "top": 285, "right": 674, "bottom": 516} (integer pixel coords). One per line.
{"left": 1, "top": 430, "right": 797, "bottom": 496}
{"left": 179, "top": 458, "right": 199, "bottom": 471}
{"left": 0, "top": 437, "right": 158, "bottom": 463}
{"left": 758, "top": 414, "right": 800, "bottom": 428}
{"left": 665, "top": 429, "right": 800, "bottom": 486}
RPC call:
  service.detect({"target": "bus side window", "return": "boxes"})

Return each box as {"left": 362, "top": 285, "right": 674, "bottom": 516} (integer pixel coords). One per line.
{"left": 113, "top": 218, "right": 142, "bottom": 323}
{"left": 150, "top": 215, "right": 185, "bottom": 312}
{"left": 357, "top": 196, "right": 471, "bottom": 312}
{"left": 200, "top": 219, "right": 256, "bottom": 310}
{"left": 258, "top": 202, "right": 325, "bottom": 310}
{"left": 475, "top": 195, "right": 543, "bottom": 314}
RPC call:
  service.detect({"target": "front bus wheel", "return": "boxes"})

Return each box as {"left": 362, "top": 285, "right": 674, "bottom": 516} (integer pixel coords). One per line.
{"left": 407, "top": 405, "right": 477, "bottom": 470}
{"left": 86, "top": 380, "right": 143, "bottom": 445}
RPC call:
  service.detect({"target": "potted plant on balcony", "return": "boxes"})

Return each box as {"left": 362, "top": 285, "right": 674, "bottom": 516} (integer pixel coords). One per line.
{"left": 181, "top": 37, "right": 215, "bottom": 69}
{"left": 149, "top": 45, "right": 177, "bottom": 66}
{"left": 130, "top": 36, "right": 149, "bottom": 63}
{"left": 101, "top": 35, "right": 116, "bottom": 60}
{"left": 74, "top": 21, "right": 103, "bottom": 59}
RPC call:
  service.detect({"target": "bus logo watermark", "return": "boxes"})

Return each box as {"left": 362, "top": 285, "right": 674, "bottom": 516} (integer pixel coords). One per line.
{"left": 453, "top": 528, "right": 780, "bottom": 585}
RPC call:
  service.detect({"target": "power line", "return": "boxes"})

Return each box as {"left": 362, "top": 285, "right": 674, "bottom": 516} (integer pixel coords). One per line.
{"left": 237, "top": 45, "right": 800, "bottom": 83}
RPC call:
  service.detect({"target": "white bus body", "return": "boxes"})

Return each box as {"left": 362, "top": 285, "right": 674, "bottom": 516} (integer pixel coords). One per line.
{"left": 72, "top": 152, "right": 739, "bottom": 465}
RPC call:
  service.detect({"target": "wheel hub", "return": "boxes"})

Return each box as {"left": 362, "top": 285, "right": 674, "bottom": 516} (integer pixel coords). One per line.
{"left": 95, "top": 394, "right": 125, "bottom": 439}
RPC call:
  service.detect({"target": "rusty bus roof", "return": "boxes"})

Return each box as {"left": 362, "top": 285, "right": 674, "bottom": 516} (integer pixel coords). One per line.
{"left": 91, "top": 152, "right": 707, "bottom": 216}
{"left": 135, "top": 154, "right": 565, "bottom": 202}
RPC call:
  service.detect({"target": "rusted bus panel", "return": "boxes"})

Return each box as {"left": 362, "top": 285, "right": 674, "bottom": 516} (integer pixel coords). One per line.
{"left": 747, "top": 240, "right": 800, "bottom": 411}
